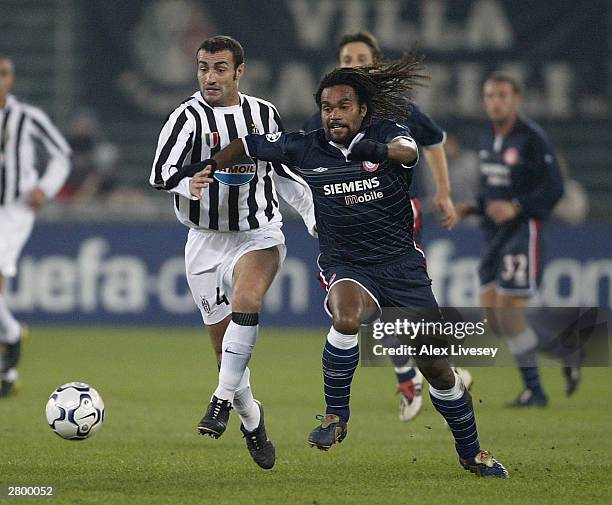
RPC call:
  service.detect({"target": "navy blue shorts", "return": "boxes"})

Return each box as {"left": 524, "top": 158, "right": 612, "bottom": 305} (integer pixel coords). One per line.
{"left": 479, "top": 219, "right": 542, "bottom": 296}
{"left": 318, "top": 252, "right": 438, "bottom": 321}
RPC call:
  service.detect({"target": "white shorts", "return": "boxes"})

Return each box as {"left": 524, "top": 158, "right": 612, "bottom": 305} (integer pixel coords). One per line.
{"left": 0, "top": 203, "right": 35, "bottom": 278}
{"left": 185, "top": 225, "right": 286, "bottom": 325}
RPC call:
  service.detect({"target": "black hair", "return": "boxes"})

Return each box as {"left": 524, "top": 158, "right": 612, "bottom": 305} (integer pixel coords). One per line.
{"left": 315, "top": 52, "right": 427, "bottom": 122}
{"left": 485, "top": 71, "right": 521, "bottom": 94}
{"left": 197, "top": 36, "right": 245, "bottom": 69}
{"left": 337, "top": 31, "right": 383, "bottom": 64}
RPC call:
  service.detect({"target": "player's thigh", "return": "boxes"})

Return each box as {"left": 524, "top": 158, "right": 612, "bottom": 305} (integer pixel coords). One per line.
{"left": 327, "top": 279, "right": 379, "bottom": 334}
{"left": 496, "top": 220, "right": 540, "bottom": 296}
{"left": 232, "top": 246, "right": 280, "bottom": 312}
{"left": 184, "top": 230, "right": 233, "bottom": 325}
{"left": 376, "top": 255, "right": 438, "bottom": 310}
{"left": 0, "top": 205, "right": 35, "bottom": 278}
{"left": 220, "top": 225, "right": 286, "bottom": 313}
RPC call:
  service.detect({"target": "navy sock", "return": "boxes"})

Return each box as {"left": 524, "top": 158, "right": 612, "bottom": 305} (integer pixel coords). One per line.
{"left": 518, "top": 367, "right": 545, "bottom": 396}
{"left": 430, "top": 389, "right": 480, "bottom": 460}
{"left": 381, "top": 334, "right": 415, "bottom": 383}
{"left": 515, "top": 351, "right": 545, "bottom": 396}
{"left": 396, "top": 367, "right": 416, "bottom": 384}
{"left": 322, "top": 340, "right": 359, "bottom": 422}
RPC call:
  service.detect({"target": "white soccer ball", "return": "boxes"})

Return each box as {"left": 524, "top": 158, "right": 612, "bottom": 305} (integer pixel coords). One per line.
{"left": 45, "top": 382, "right": 105, "bottom": 440}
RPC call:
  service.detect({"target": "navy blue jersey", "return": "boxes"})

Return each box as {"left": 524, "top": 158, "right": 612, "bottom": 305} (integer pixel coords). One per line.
{"left": 302, "top": 102, "right": 445, "bottom": 148}
{"left": 477, "top": 117, "right": 563, "bottom": 230}
{"left": 244, "top": 119, "right": 424, "bottom": 267}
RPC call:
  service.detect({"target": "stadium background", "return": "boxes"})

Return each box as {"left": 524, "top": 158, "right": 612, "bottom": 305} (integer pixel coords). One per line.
{"left": 1, "top": 0, "right": 610, "bottom": 325}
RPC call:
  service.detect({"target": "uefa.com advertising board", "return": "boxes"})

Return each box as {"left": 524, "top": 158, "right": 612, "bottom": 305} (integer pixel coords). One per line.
{"left": 6, "top": 221, "right": 611, "bottom": 327}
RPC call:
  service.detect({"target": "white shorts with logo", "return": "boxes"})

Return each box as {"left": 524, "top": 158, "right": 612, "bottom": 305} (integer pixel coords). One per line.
{"left": 185, "top": 225, "right": 286, "bottom": 325}
{"left": 0, "top": 203, "right": 35, "bottom": 278}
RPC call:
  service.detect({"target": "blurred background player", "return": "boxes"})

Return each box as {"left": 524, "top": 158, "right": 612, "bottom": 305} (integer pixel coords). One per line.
{"left": 457, "top": 72, "right": 564, "bottom": 407}
{"left": 58, "top": 110, "right": 120, "bottom": 204}
{"left": 150, "top": 36, "right": 314, "bottom": 469}
{"left": 303, "top": 31, "right": 464, "bottom": 421}
{"left": 195, "top": 58, "right": 509, "bottom": 478}
{"left": 0, "top": 54, "right": 71, "bottom": 398}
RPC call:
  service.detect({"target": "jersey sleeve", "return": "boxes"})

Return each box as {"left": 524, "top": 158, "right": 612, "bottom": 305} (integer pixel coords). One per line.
{"left": 375, "top": 119, "right": 419, "bottom": 168}
{"left": 242, "top": 132, "right": 306, "bottom": 167}
{"left": 516, "top": 132, "right": 564, "bottom": 218}
{"left": 149, "top": 106, "right": 198, "bottom": 200}
{"left": 404, "top": 103, "right": 446, "bottom": 149}
{"left": 26, "top": 107, "right": 72, "bottom": 199}
{"left": 376, "top": 119, "right": 414, "bottom": 144}
{"left": 272, "top": 163, "right": 317, "bottom": 236}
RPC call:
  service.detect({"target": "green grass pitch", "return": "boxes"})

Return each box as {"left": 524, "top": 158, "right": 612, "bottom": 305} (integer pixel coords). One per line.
{"left": 1, "top": 326, "right": 610, "bottom": 504}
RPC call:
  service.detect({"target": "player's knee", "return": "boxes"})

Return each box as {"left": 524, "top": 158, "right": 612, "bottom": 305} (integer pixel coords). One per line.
{"left": 332, "top": 313, "right": 361, "bottom": 335}
{"left": 231, "top": 290, "right": 264, "bottom": 313}
{"left": 417, "top": 359, "right": 454, "bottom": 390}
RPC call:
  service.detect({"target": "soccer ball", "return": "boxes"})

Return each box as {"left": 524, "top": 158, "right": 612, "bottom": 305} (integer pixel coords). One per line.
{"left": 45, "top": 382, "right": 105, "bottom": 440}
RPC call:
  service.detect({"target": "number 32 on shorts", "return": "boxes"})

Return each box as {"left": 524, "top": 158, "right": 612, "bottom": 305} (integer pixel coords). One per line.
{"left": 500, "top": 254, "right": 528, "bottom": 285}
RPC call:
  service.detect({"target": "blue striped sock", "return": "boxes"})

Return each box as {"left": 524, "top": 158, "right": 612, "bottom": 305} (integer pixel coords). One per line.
{"left": 395, "top": 366, "right": 416, "bottom": 384}
{"left": 322, "top": 341, "right": 359, "bottom": 422}
{"left": 430, "top": 390, "right": 480, "bottom": 460}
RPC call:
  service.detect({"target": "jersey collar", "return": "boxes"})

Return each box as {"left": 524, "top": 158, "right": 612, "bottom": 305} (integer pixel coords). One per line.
{"left": 195, "top": 91, "right": 244, "bottom": 111}
{"left": 1, "top": 94, "right": 16, "bottom": 112}
{"left": 328, "top": 132, "right": 365, "bottom": 161}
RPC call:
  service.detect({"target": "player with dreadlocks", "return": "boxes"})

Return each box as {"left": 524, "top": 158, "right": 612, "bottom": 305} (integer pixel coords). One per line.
{"left": 185, "top": 55, "right": 509, "bottom": 478}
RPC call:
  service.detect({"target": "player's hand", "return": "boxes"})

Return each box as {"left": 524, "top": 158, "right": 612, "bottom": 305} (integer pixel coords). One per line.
{"left": 433, "top": 193, "right": 458, "bottom": 230}
{"left": 486, "top": 200, "right": 518, "bottom": 224}
{"left": 456, "top": 201, "right": 478, "bottom": 221}
{"left": 27, "top": 187, "right": 46, "bottom": 210}
{"left": 347, "top": 139, "right": 388, "bottom": 163}
{"left": 189, "top": 166, "right": 215, "bottom": 198}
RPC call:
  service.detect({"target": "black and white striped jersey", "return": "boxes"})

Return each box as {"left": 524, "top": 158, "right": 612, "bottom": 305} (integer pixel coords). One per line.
{"left": 150, "top": 91, "right": 314, "bottom": 232}
{"left": 0, "top": 94, "right": 71, "bottom": 206}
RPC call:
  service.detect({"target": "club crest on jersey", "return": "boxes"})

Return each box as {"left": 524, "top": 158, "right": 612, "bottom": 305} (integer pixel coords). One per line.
{"left": 203, "top": 131, "right": 219, "bottom": 149}
{"left": 503, "top": 147, "right": 519, "bottom": 166}
{"left": 213, "top": 157, "right": 257, "bottom": 186}
{"left": 362, "top": 161, "right": 380, "bottom": 173}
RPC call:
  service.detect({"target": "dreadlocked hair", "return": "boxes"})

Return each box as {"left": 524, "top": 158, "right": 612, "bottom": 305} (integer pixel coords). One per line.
{"left": 315, "top": 52, "right": 428, "bottom": 122}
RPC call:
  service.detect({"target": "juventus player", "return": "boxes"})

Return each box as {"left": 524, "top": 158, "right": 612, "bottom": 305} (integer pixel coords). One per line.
{"left": 150, "top": 36, "right": 314, "bottom": 470}
{"left": 0, "top": 55, "right": 71, "bottom": 398}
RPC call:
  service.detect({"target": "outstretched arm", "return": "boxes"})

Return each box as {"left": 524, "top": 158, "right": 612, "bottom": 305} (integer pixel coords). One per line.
{"left": 348, "top": 136, "right": 418, "bottom": 166}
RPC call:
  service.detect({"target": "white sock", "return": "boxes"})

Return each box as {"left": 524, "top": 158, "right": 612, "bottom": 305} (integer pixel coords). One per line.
{"left": 327, "top": 326, "right": 358, "bottom": 349}
{"left": 0, "top": 295, "right": 20, "bottom": 344}
{"left": 507, "top": 327, "right": 538, "bottom": 356}
{"left": 2, "top": 368, "right": 18, "bottom": 383}
{"left": 430, "top": 371, "right": 465, "bottom": 401}
{"left": 214, "top": 319, "right": 258, "bottom": 402}
{"left": 394, "top": 365, "right": 412, "bottom": 374}
{"left": 233, "top": 367, "right": 261, "bottom": 432}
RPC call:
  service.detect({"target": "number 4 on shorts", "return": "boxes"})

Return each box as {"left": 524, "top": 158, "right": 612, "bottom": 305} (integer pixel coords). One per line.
{"left": 216, "top": 287, "right": 229, "bottom": 306}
